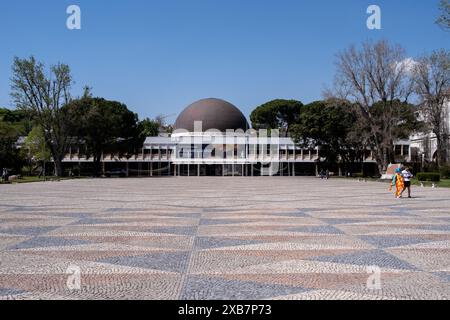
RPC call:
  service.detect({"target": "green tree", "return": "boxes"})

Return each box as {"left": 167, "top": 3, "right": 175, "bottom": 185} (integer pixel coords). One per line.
{"left": 0, "top": 107, "right": 32, "bottom": 173}
{"left": 250, "top": 99, "right": 303, "bottom": 136}
{"left": 64, "top": 97, "right": 140, "bottom": 176}
{"left": 0, "top": 107, "right": 33, "bottom": 135}
{"left": 138, "top": 118, "right": 160, "bottom": 139}
{"left": 290, "top": 99, "right": 419, "bottom": 175}
{"left": 289, "top": 100, "right": 366, "bottom": 174}
{"left": 11, "top": 56, "right": 73, "bottom": 177}
{"left": 369, "top": 100, "right": 422, "bottom": 144}
{"left": 0, "top": 121, "right": 22, "bottom": 173}
{"left": 21, "top": 126, "right": 51, "bottom": 175}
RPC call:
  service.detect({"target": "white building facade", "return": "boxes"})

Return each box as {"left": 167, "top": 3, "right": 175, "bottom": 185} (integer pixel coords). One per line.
{"left": 63, "top": 98, "right": 411, "bottom": 177}
{"left": 409, "top": 99, "right": 450, "bottom": 165}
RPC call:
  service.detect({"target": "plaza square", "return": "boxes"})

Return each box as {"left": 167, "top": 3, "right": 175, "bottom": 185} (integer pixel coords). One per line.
{"left": 0, "top": 177, "right": 449, "bottom": 300}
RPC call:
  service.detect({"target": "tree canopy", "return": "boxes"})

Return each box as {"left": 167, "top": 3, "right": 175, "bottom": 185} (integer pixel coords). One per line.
{"left": 64, "top": 97, "right": 140, "bottom": 176}
{"left": 0, "top": 108, "right": 29, "bottom": 172}
{"left": 250, "top": 99, "right": 303, "bottom": 136}
{"left": 138, "top": 118, "right": 160, "bottom": 139}
{"left": 332, "top": 40, "right": 416, "bottom": 173}
{"left": 289, "top": 100, "right": 365, "bottom": 172}
{"left": 11, "top": 56, "right": 73, "bottom": 176}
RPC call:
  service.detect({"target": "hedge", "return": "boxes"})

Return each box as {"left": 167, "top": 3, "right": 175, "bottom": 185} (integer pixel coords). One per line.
{"left": 439, "top": 166, "right": 450, "bottom": 179}
{"left": 416, "top": 172, "right": 441, "bottom": 182}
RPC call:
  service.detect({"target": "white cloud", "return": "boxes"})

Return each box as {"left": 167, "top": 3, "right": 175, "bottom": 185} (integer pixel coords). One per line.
{"left": 396, "top": 57, "right": 419, "bottom": 75}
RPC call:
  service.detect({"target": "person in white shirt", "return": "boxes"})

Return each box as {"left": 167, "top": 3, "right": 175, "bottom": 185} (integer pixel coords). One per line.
{"left": 401, "top": 167, "right": 413, "bottom": 198}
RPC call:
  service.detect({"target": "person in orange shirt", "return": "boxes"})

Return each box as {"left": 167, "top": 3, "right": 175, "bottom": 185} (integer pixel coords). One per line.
{"left": 389, "top": 168, "right": 405, "bottom": 198}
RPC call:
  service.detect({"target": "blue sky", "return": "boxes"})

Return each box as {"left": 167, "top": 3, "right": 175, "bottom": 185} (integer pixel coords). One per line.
{"left": 0, "top": 0, "right": 448, "bottom": 122}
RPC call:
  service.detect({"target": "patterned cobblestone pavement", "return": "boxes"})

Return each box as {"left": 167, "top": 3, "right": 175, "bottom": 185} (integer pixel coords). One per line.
{"left": 0, "top": 177, "right": 449, "bottom": 300}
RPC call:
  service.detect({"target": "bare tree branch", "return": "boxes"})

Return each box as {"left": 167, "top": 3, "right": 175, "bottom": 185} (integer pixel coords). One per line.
{"left": 10, "top": 56, "right": 73, "bottom": 176}
{"left": 331, "top": 40, "right": 414, "bottom": 173}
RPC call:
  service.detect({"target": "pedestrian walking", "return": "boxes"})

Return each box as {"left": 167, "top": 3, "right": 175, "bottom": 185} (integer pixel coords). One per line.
{"left": 401, "top": 167, "right": 414, "bottom": 198}
{"left": 389, "top": 168, "right": 404, "bottom": 199}
{"left": 1, "top": 168, "right": 8, "bottom": 182}
{"left": 319, "top": 169, "right": 325, "bottom": 179}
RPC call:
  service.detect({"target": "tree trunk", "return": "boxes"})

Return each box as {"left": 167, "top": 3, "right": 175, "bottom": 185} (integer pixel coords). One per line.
{"left": 54, "top": 158, "right": 64, "bottom": 177}
{"left": 47, "top": 140, "right": 64, "bottom": 177}
{"left": 373, "top": 144, "right": 388, "bottom": 176}
{"left": 93, "top": 153, "right": 103, "bottom": 177}
{"left": 94, "top": 160, "right": 101, "bottom": 177}
{"left": 435, "top": 133, "right": 448, "bottom": 167}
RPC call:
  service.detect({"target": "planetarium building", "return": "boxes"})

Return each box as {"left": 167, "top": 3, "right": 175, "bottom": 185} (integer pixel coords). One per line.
{"left": 62, "top": 98, "right": 399, "bottom": 177}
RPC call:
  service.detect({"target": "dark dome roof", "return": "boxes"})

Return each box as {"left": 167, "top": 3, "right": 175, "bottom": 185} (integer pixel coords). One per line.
{"left": 174, "top": 98, "right": 249, "bottom": 132}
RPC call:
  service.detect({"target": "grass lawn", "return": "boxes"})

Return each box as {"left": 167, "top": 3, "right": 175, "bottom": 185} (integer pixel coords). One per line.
{"left": 335, "top": 176, "right": 450, "bottom": 188}
{"left": 411, "top": 178, "right": 450, "bottom": 188}
{"left": 1, "top": 176, "right": 87, "bottom": 184}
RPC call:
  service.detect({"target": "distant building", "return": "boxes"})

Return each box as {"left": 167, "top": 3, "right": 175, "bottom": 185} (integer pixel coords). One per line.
{"left": 409, "top": 98, "right": 450, "bottom": 165}
{"left": 63, "top": 98, "right": 414, "bottom": 176}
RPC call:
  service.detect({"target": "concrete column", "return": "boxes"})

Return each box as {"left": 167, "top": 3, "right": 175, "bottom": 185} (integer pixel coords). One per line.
{"left": 292, "top": 162, "right": 295, "bottom": 176}
{"left": 315, "top": 163, "right": 319, "bottom": 176}
{"left": 232, "top": 164, "right": 235, "bottom": 176}
{"left": 168, "top": 163, "right": 171, "bottom": 176}
{"left": 222, "top": 164, "right": 225, "bottom": 176}
{"left": 242, "top": 164, "right": 244, "bottom": 176}
{"left": 150, "top": 162, "right": 153, "bottom": 177}
{"left": 197, "top": 164, "right": 200, "bottom": 177}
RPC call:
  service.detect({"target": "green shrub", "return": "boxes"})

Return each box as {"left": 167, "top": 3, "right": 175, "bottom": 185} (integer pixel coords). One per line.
{"left": 417, "top": 172, "right": 441, "bottom": 182}
{"left": 353, "top": 172, "right": 364, "bottom": 178}
{"left": 439, "top": 166, "right": 450, "bottom": 179}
